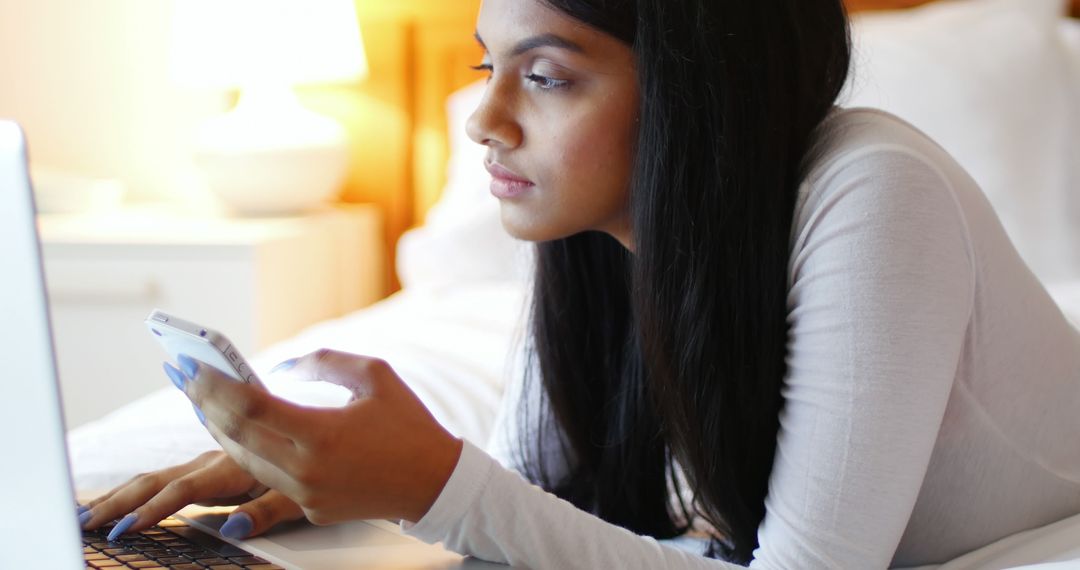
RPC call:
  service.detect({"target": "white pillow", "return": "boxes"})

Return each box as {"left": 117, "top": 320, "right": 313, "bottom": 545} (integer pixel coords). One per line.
{"left": 844, "top": 0, "right": 1080, "bottom": 284}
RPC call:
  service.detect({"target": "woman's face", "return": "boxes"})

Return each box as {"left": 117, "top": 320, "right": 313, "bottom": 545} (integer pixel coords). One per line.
{"left": 467, "top": 0, "right": 639, "bottom": 247}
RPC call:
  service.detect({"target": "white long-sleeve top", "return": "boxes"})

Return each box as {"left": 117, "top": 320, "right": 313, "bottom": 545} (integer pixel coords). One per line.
{"left": 403, "top": 108, "right": 1080, "bottom": 569}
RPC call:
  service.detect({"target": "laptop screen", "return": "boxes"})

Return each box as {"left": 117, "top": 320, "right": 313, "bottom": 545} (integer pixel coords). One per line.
{"left": 0, "top": 120, "right": 83, "bottom": 569}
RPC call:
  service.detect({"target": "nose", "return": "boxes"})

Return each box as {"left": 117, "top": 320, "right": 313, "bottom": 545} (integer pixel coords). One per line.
{"left": 465, "top": 81, "right": 523, "bottom": 150}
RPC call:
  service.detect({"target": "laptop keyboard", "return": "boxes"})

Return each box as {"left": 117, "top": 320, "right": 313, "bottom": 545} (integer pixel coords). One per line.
{"left": 83, "top": 516, "right": 284, "bottom": 569}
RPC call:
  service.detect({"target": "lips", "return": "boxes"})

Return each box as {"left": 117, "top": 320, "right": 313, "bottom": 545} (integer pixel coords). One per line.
{"left": 485, "top": 161, "right": 535, "bottom": 199}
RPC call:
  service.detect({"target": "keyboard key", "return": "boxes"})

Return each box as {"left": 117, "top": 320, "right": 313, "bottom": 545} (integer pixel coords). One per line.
{"left": 85, "top": 516, "right": 257, "bottom": 568}
{"left": 87, "top": 560, "right": 123, "bottom": 568}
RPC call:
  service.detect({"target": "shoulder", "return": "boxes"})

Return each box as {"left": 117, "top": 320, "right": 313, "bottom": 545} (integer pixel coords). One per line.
{"left": 788, "top": 107, "right": 977, "bottom": 297}
{"left": 792, "top": 107, "right": 977, "bottom": 251}
{"left": 800, "top": 107, "right": 971, "bottom": 200}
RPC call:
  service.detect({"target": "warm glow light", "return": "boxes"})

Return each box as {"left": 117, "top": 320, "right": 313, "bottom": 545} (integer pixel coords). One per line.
{"left": 168, "top": 0, "right": 368, "bottom": 214}
{"left": 171, "top": 0, "right": 368, "bottom": 89}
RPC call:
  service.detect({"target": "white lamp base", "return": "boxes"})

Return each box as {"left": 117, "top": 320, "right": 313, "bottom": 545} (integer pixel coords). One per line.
{"left": 193, "top": 86, "right": 349, "bottom": 216}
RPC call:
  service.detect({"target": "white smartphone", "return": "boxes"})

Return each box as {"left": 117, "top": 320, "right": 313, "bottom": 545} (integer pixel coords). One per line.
{"left": 144, "top": 309, "right": 265, "bottom": 388}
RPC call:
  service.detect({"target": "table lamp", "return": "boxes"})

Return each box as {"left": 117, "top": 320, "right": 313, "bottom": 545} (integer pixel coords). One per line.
{"left": 171, "top": 0, "right": 368, "bottom": 215}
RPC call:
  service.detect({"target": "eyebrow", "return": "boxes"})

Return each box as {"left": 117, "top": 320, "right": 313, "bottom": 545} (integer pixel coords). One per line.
{"left": 474, "top": 32, "right": 586, "bottom": 57}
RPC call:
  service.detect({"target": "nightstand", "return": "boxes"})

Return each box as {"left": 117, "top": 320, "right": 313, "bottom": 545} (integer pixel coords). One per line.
{"left": 38, "top": 203, "right": 384, "bottom": 428}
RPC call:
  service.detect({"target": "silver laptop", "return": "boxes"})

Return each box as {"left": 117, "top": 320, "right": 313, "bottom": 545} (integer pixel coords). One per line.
{"left": 0, "top": 119, "right": 503, "bottom": 570}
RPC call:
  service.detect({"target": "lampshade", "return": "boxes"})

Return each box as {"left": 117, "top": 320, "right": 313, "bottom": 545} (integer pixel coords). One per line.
{"left": 171, "top": 0, "right": 368, "bottom": 89}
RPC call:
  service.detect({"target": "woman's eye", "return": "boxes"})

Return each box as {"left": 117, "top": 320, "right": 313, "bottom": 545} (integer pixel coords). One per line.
{"left": 470, "top": 63, "right": 494, "bottom": 81}
{"left": 525, "top": 73, "right": 570, "bottom": 90}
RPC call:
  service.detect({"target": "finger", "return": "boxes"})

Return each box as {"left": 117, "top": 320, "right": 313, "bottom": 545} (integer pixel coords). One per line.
{"left": 289, "top": 349, "right": 389, "bottom": 399}
{"left": 203, "top": 419, "right": 304, "bottom": 504}
{"left": 82, "top": 449, "right": 209, "bottom": 513}
{"left": 109, "top": 463, "right": 254, "bottom": 538}
{"left": 80, "top": 459, "right": 201, "bottom": 531}
{"left": 198, "top": 394, "right": 300, "bottom": 470}
{"left": 219, "top": 490, "right": 305, "bottom": 539}
{"left": 180, "top": 355, "right": 311, "bottom": 440}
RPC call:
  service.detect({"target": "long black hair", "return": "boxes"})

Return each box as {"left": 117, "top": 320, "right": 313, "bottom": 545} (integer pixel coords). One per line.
{"left": 519, "top": 0, "right": 851, "bottom": 564}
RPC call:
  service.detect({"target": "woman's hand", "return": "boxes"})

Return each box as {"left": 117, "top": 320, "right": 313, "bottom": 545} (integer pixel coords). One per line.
{"left": 80, "top": 450, "right": 305, "bottom": 541}
{"left": 176, "top": 349, "right": 464, "bottom": 526}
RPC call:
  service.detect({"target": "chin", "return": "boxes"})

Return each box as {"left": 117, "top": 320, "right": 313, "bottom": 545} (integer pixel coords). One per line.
{"left": 498, "top": 208, "right": 573, "bottom": 243}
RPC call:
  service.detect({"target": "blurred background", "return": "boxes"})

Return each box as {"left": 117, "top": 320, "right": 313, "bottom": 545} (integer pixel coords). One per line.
{"left": 1, "top": 0, "right": 1078, "bottom": 431}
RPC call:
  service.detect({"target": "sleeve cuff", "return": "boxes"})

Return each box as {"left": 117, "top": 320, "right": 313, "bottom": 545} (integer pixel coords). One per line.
{"left": 401, "top": 438, "right": 496, "bottom": 543}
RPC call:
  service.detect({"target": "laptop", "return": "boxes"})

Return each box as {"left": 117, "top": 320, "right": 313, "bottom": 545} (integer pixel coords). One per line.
{"left": 0, "top": 119, "right": 504, "bottom": 570}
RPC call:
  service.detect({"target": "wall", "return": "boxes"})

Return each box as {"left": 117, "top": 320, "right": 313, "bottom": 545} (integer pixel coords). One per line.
{"left": 0, "top": 0, "right": 227, "bottom": 203}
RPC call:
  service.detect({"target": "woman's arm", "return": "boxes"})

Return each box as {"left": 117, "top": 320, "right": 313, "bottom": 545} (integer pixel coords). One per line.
{"left": 405, "top": 146, "right": 976, "bottom": 569}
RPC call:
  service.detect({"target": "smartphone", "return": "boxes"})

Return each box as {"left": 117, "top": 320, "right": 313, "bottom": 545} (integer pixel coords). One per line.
{"left": 144, "top": 309, "right": 265, "bottom": 388}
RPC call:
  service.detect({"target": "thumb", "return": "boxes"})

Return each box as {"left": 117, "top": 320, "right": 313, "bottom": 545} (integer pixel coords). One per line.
{"left": 287, "top": 349, "right": 388, "bottom": 400}
{"left": 219, "top": 489, "right": 305, "bottom": 540}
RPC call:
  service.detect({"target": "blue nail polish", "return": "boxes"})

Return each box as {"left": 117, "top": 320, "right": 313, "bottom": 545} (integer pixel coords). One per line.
{"left": 163, "top": 362, "right": 186, "bottom": 390}
{"left": 193, "top": 403, "right": 206, "bottom": 425}
{"left": 78, "top": 509, "right": 93, "bottom": 528}
{"left": 178, "top": 353, "right": 199, "bottom": 379}
{"left": 219, "top": 512, "right": 254, "bottom": 539}
{"left": 76, "top": 504, "right": 90, "bottom": 516}
{"left": 270, "top": 358, "right": 299, "bottom": 374}
{"left": 107, "top": 513, "right": 138, "bottom": 541}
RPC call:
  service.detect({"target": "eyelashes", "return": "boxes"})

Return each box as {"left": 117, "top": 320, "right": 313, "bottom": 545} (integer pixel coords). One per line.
{"left": 525, "top": 73, "right": 570, "bottom": 90}
{"left": 470, "top": 63, "right": 571, "bottom": 91}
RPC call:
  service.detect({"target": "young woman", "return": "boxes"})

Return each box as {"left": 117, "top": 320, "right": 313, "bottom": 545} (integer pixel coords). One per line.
{"left": 81, "top": 0, "right": 1080, "bottom": 567}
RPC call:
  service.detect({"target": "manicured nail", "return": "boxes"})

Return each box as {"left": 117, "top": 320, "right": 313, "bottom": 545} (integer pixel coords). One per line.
{"left": 192, "top": 403, "right": 206, "bottom": 425}
{"left": 177, "top": 353, "right": 199, "bottom": 379}
{"left": 219, "top": 512, "right": 253, "bottom": 539}
{"left": 78, "top": 509, "right": 93, "bottom": 528}
{"left": 107, "top": 513, "right": 138, "bottom": 541}
{"left": 270, "top": 358, "right": 299, "bottom": 373}
{"left": 163, "top": 362, "right": 186, "bottom": 390}
{"left": 77, "top": 504, "right": 90, "bottom": 516}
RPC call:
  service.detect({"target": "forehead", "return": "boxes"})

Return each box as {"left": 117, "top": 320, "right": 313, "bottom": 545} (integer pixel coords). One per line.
{"left": 475, "top": 0, "right": 614, "bottom": 57}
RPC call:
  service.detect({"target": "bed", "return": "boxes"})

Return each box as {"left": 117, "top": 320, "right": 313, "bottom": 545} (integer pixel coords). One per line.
{"left": 68, "top": 0, "right": 1080, "bottom": 568}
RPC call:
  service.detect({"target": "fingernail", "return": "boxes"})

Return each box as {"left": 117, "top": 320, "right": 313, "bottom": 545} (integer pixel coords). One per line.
{"left": 178, "top": 354, "right": 199, "bottom": 379}
{"left": 192, "top": 403, "right": 206, "bottom": 425}
{"left": 78, "top": 509, "right": 93, "bottom": 528}
{"left": 219, "top": 512, "right": 253, "bottom": 539}
{"left": 77, "top": 504, "right": 90, "bottom": 516}
{"left": 270, "top": 358, "right": 299, "bottom": 374}
{"left": 107, "top": 513, "right": 138, "bottom": 541}
{"left": 163, "top": 362, "right": 186, "bottom": 390}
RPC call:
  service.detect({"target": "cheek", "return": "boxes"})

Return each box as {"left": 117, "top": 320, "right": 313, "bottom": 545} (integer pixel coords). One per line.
{"left": 498, "top": 90, "right": 638, "bottom": 242}
{"left": 551, "top": 117, "right": 634, "bottom": 204}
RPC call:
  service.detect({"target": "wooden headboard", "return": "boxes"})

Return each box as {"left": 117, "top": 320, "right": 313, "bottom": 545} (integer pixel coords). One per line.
{"left": 314, "top": 0, "right": 1076, "bottom": 294}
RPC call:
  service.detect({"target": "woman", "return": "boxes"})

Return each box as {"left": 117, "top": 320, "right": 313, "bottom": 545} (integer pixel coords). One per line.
{"left": 81, "top": 0, "right": 1080, "bottom": 567}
